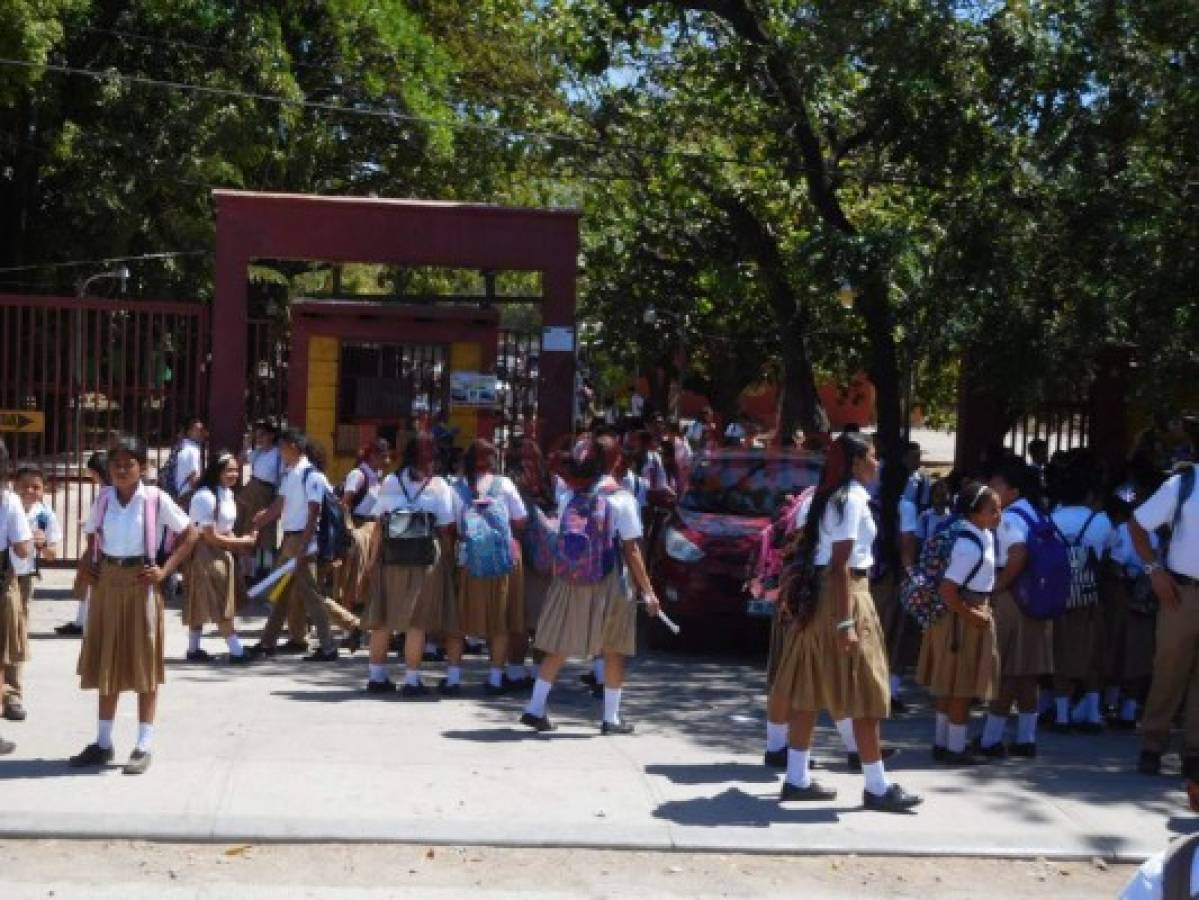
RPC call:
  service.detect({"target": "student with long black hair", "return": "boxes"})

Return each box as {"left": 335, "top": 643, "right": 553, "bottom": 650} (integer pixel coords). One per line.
{"left": 771, "top": 432, "right": 922, "bottom": 813}
{"left": 0, "top": 438, "right": 33, "bottom": 754}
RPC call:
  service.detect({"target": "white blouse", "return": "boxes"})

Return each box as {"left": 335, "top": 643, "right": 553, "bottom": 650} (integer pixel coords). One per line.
{"left": 189, "top": 486, "right": 238, "bottom": 535}
{"left": 83, "top": 484, "right": 190, "bottom": 558}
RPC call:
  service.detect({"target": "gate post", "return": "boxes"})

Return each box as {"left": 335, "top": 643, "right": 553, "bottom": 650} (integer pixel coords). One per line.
{"left": 210, "top": 200, "right": 251, "bottom": 453}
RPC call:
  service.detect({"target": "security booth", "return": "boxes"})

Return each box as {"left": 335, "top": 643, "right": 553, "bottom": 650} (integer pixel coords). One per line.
{"left": 288, "top": 300, "right": 499, "bottom": 482}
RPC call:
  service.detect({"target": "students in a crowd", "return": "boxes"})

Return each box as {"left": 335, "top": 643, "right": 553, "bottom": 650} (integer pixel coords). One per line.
{"left": 1102, "top": 492, "right": 1157, "bottom": 731}
{"left": 0, "top": 439, "right": 33, "bottom": 753}
{"left": 771, "top": 432, "right": 922, "bottom": 813}
{"left": 520, "top": 433, "right": 658, "bottom": 734}
{"left": 173, "top": 417, "right": 207, "bottom": 503}
{"left": 978, "top": 458, "right": 1054, "bottom": 758}
{"left": 335, "top": 438, "right": 390, "bottom": 651}
{"left": 57, "top": 451, "right": 109, "bottom": 637}
{"left": 359, "top": 433, "right": 456, "bottom": 695}
{"left": 183, "top": 452, "right": 257, "bottom": 664}
{"left": 445, "top": 439, "right": 527, "bottom": 695}
{"left": 236, "top": 420, "right": 282, "bottom": 578}
{"left": 918, "top": 482, "right": 1001, "bottom": 764}
{"left": 69, "top": 435, "right": 196, "bottom": 774}
{"left": 5, "top": 466, "right": 63, "bottom": 721}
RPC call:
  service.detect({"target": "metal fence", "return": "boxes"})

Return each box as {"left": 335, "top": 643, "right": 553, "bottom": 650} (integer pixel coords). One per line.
{"left": 495, "top": 327, "right": 542, "bottom": 461}
{"left": 246, "top": 316, "right": 289, "bottom": 429}
{"left": 1004, "top": 401, "right": 1091, "bottom": 458}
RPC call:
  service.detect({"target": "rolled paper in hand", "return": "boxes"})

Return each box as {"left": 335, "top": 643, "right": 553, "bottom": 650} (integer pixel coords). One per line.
{"left": 247, "top": 558, "right": 297, "bottom": 601}
{"left": 655, "top": 609, "right": 681, "bottom": 635}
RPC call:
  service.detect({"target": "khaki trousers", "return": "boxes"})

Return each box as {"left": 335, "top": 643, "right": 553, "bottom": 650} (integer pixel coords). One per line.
{"left": 1142, "top": 582, "right": 1199, "bottom": 755}
{"left": 261, "top": 534, "right": 334, "bottom": 652}
{"left": 2, "top": 574, "right": 32, "bottom": 706}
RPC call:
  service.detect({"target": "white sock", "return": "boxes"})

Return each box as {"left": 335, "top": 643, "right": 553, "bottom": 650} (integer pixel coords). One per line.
{"left": 1084, "top": 691, "right": 1102, "bottom": 723}
{"left": 368, "top": 663, "right": 389, "bottom": 683}
{"left": 594, "top": 658, "right": 606, "bottom": 684}
{"left": 405, "top": 668, "right": 421, "bottom": 687}
{"left": 1017, "top": 712, "right": 1038, "bottom": 744}
{"left": 603, "top": 687, "right": 623, "bottom": 725}
{"left": 446, "top": 666, "right": 462, "bottom": 686}
{"left": 226, "top": 633, "right": 244, "bottom": 656}
{"left": 488, "top": 667, "right": 503, "bottom": 688}
{"left": 934, "top": 712, "right": 949, "bottom": 748}
{"left": 981, "top": 713, "right": 1007, "bottom": 748}
{"left": 188, "top": 629, "right": 202, "bottom": 652}
{"left": 862, "top": 760, "right": 890, "bottom": 797}
{"left": 75, "top": 600, "right": 88, "bottom": 627}
{"left": 835, "top": 718, "right": 858, "bottom": 754}
{"left": 1121, "top": 698, "right": 1138, "bottom": 722}
{"left": 506, "top": 664, "right": 525, "bottom": 681}
{"left": 890, "top": 673, "right": 902, "bottom": 696}
{"left": 526, "top": 678, "right": 553, "bottom": 717}
{"left": 1055, "top": 696, "right": 1070, "bottom": 724}
{"left": 135, "top": 723, "right": 154, "bottom": 753}
{"left": 97, "top": 719, "right": 114, "bottom": 750}
{"left": 766, "top": 720, "right": 789, "bottom": 753}
{"left": 785, "top": 748, "right": 812, "bottom": 789}
{"left": 947, "top": 723, "right": 968, "bottom": 754}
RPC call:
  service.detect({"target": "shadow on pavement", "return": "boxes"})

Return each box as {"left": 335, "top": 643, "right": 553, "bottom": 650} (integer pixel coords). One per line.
{"left": 652, "top": 787, "right": 840, "bottom": 828}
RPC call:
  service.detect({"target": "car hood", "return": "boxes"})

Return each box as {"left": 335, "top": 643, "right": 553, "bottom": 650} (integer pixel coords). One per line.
{"left": 676, "top": 507, "right": 770, "bottom": 541}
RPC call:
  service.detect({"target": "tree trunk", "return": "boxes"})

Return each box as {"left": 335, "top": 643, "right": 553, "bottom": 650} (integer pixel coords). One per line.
{"left": 777, "top": 314, "right": 825, "bottom": 445}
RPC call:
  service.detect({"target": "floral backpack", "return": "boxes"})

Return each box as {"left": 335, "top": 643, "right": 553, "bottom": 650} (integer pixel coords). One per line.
{"left": 553, "top": 483, "right": 620, "bottom": 585}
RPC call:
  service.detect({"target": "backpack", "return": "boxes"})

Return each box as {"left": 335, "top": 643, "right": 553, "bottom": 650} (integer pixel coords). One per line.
{"left": 92, "top": 485, "right": 164, "bottom": 566}
{"left": 301, "top": 468, "right": 352, "bottom": 563}
{"left": 1056, "top": 510, "right": 1101, "bottom": 610}
{"left": 337, "top": 463, "right": 373, "bottom": 513}
{"left": 158, "top": 442, "right": 182, "bottom": 499}
{"left": 1010, "top": 506, "right": 1072, "bottom": 620}
{"left": 381, "top": 476, "right": 438, "bottom": 567}
{"left": 522, "top": 503, "right": 559, "bottom": 576}
{"left": 456, "top": 478, "right": 516, "bottom": 578}
{"left": 553, "top": 483, "right": 620, "bottom": 585}
{"left": 899, "top": 517, "right": 985, "bottom": 630}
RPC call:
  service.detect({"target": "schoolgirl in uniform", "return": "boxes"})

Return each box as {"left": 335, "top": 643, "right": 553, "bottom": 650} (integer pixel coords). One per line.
{"left": 978, "top": 459, "right": 1054, "bottom": 757}
{"left": 0, "top": 439, "right": 33, "bottom": 753}
{"left": 359, "top": 433, "right": 455, "bottom": 696}
{"left": 521, "top": 433, "right": 659, "bottom": 734}
{"left": 56, "top": 451, "right": 108, "bottom": 636}
{"left": 446, "top": 439, "right": 527, "bottom": 696}
{"left": 916, "top": 482, "right": 1001, "bottom": 765}
{"left": 5, "top": 465, "right": 63, "bottom": 721}
{"left": 334, "top": 439, "right": 389, "bottom": 651}
{"left": 236, "top": 420, "right": 282, "bottom": 578}
{"left": 771, "top": 432, "right": 922, "bottom": 813}
{"left": 183, "top": 452, "right": 257, "bottom": 664}
{"left": 69, "top": 435, "right": 196, "bottom": 774}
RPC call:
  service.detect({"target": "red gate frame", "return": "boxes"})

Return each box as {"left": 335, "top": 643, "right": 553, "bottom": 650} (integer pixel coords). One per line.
{"left": 211, "top": 190, "right": 581, "bottom": 453}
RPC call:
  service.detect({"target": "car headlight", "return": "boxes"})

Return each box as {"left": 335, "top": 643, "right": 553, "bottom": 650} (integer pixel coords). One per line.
{"left": 664, "top": 527, "right": 705, "bottom": 563}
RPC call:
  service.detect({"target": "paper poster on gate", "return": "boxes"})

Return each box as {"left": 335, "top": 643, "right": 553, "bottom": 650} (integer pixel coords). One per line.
{"left": 450, "top": 372, "right": 499, "bottom": 408}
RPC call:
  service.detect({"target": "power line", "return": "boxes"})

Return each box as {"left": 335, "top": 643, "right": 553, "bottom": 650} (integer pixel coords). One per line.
{"left": 0, "top": 250, "right": 210, "bottom": 276}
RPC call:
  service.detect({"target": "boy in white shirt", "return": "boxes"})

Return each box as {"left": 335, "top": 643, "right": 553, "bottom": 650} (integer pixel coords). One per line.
{"left": 0, "top": 440, "right": 35, "bottom": 751}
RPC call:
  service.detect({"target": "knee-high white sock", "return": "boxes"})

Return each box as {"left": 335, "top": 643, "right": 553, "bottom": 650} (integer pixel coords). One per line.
{"left": 226, "top": 633, "right": 244, "bottom": 656}
{"left": 368, "top": 663, "right": 389, "bottom": 683}
{"left": 526, "top": 678, "right": 553, "bottom": 717}
{"left": 835, "top": 718, "right": 858, "bottom": 753}
{"left": 766, "top": 721, "right": 789, "bottom": 753}
{"left": 785, "top": 748, "right": 812, "bottom": 789}
{"left": 1017, "top": 712, "right": 1038, "bottom": 744}
{"left": 603, "top": 687, "right": 623, "bottom": 724}
{"left": 488, "top": 667, "right": 503, "bottom": 688}
{"left": 445, "top": 665, "right": 462, "bottom": 686}
{"left": 862, "top": 760, "right": 890, "bottom": 797}
{"left": 981, "top": 713, "right": 1007, "bottom": 748}
{"left": 935, "top": 712, "right": 949, "bottom": 748}
{"left": 593, "top": 657, "right": 606, "bottom": 685}
{"left": 404, "top": 667, "right": 422, "bottom": 686}
{"left": 1055, "top": 696, "right": 1070, "bottom": 724}
{"left": 188, "top": 629, "right": 202, "bottom": 652}
{"left": 947, "top": 723, "right": 968, "bottom": 754}
{"left": 1083, "top": 691, "right": 1102, "bottom": 723}
{"left": 135, "top": 723, "right": 154, "bottom": 753}
{"left": 97, "top": 719, "right": 114, "bottom": 750}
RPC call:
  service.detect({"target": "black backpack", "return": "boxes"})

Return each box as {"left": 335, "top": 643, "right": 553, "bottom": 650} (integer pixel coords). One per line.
{"left": 381, "top": 477, "right": 438, "bottom": 567}
{"left": 301, "top": 468, "right": 352, "bottom": 563}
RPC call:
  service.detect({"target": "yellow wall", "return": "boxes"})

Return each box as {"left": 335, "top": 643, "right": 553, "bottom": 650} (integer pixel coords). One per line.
{"left": 449, "top": 342, "right": 481, "bottom": 447}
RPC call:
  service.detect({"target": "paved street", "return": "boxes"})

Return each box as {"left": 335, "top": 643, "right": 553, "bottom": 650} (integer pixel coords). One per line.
{"left": 0, "top": 572, "right": 1191, "bottom": 863}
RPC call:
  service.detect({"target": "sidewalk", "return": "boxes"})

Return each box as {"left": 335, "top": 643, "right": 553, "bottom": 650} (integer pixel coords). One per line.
{"left": 0, "top": 571, "right": 1189, "bottom": 862}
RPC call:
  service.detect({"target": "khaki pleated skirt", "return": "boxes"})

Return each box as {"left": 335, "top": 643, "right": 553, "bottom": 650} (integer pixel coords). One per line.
{"left": 916, "top": 593, "right": 999, "bottom": 700}
{"left": 77, "top": 563, "right": 165, "bottom": 694}
{"left": 235, "top": 478, "right": 276, "bottom": 534}
{"left": 0, "top": 571, "right": 26, "bottom": 666}
{"left": 184, "top": 541, "right": 237, "bottom": 627}
{"left": 523, "top": 568, "right": 551, "bottom": 631}
{"left": 1101, "top": 574, "right": 1155, "bottom": 683}
{"left": 455, "top": 559, "right": 521, "bottom": 637}
{"left": 534, "top": 569, "right": 637, "bottom": 659}
{"left": 770, "top": 572, "right": 891, "bottom": 720}
{"left": 766, "top": 603, "right": 787, "bottom": 691}
{"left": 992, "top": 588, "right": 1054, "bottom": 678}
{"left": 362, "top": 545, "right": 450, "bottom": 634}
{"left": 338, "top": 520, "right": 375, "bottom": 609}
{"left": 1053, "top": 602, "right": 1105, "bottom": 680}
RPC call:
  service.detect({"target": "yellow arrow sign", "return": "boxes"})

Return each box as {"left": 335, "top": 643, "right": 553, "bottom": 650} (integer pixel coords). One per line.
{"left": 0, "top": 410, "right": 44, "bottom": 434}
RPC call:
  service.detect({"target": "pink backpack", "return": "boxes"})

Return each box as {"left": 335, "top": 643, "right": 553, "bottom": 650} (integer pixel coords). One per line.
{"left": 748, "top": 487, "right": 813, "bottom": 601}
{"left": 92, "top": 485, "right": 164, "bottom": 566}
{"left": 553, "top": 483, "right": 621, "bottom": 586}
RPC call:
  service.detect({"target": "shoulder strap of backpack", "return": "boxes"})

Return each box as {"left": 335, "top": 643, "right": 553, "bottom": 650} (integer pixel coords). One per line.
{"left": 1074, "top": 510, "right": 1100, "bottom": 548}
{"left": 143, "top": 486, "right": 160, "bottom": 565}
{"left": 1174, "top": 466, "right": 1196, "bottom": 535}
{"left": 956, "top": 530, "right": 986, "bottom": 590}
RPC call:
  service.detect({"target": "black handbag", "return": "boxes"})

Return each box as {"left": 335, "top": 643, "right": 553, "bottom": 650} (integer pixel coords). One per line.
{"left": 381, "top": 477, "right": 438, "bottom": 567}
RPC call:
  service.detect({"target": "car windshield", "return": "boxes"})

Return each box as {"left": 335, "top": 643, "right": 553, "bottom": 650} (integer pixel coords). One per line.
{"left": 681, "top": 455, "right": 822, "bottom": 518}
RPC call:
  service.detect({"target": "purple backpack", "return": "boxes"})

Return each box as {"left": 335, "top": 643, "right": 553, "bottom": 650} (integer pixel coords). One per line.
{"left": 1010, "top": 507, "right": 1071, "bottom": 620}
{"left": 553, "top": 484, "right": 619, "bottom": 585}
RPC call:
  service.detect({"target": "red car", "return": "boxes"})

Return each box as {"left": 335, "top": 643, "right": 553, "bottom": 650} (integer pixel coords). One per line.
{"left": 650, "top": 448, "right": 822, "bottom": 637}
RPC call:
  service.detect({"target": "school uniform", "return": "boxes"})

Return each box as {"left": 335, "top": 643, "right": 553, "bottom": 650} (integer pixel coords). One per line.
{"left": 1101, "top": 523, "right": 1157, "bottom": 686}
{"left": 533, "top": 479, "right": 642, "bottom": 659}
{"left": 772, "top": 481, "right": 891, "bottom": 720}
{"left": 515, "top": 477, "right": 564, "bottom": 631}
{"left": 77, "top": 485, "right": 190, "bottom": 694}
{"left": 337, "top": 463, "right": 382, "bottom": 611}
{"left": 451, "top": 475, "right": 527, "bottom": 637}
{"left": 992, "top": 498, "right": 1055, "bottom": 678}
{"left": 174, "top": 438, "right": 203, "bottom": 501}
{"left": 0, "top": 492, "right": 33, "bottom": 673}
{"left": 1050, "top": 506, "right": 1112, "bottom": 681}
{"left": 235, "top": 446, "right": 282, "bottom": 535}
{"left": 184, "top": 487, "right": 239, "bottom": 627}
{"left": 1135, "top": 471, "right": 1199, "bottom": 757}
{"left": 916, "top": 523, "right": 1000, "bottom": 700}
{"left": 362, "top": 471, "right": 455, "bottom": 634}
{"left": 3, "top": 500, "right": 61, "bottom": 708}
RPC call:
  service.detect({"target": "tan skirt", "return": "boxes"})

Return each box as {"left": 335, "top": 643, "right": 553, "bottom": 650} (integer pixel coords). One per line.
{"left": 916, "top": 594, "right": 999, "bottom": 700}
{"left": 769, "top": 572, "right": 890, "bottom": 720}
{"left": 523, "top": 568, "right": 551, "bottom": 631}
{"left": 361, "top": 546, "right": 450, "bottom": 634}
{"left": 337, "top": 520, "right": 375, "bottom": 609}
{"left": 992, "top": 588, "right": 1054, "bottom": 678}
{"left": 455, "top": 560, "right": 521, "bottom": 637}
{"left": 235, "top": 478, "right": 276, "bottom": 534}
{"left": 1053, "top": 602, "right": 1105, "bottom": 681}
{"left": 534, "top": 570, "right": 637, "bottom": 659}
{"left": 77, "top": 563, "right": 165, "bottom": 694}
{"left": 1102, "top": 574, "right": 1155, "bottom": 683}
{"left": 184, "top": 542, "right": 236, "bottom": 627}
{"left": 0, "top": 571, "right": 26, "bottom": 666}
{"left": 766, "top": 603, "right": 787, "bottom": 692}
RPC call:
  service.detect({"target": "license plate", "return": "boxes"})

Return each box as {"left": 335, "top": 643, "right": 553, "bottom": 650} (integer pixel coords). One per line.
{"left": 745, "top": 599, "right": 774, "bottom": 618}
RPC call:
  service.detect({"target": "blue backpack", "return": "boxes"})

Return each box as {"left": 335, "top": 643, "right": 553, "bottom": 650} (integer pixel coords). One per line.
{"left": 1010, "top": 507, "right": 1071, "bottom": 620}
{"left": 456, "top": 479, "right": 516, "bottom": 579}
{"left": 301, "top": 468, "right": 352, "bottom": 564}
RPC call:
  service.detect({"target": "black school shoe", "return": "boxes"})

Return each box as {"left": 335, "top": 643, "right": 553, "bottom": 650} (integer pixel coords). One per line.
{"left": 68, "top": 742, "right": 115, "bottom": 767}
{"left": 848, "top": 747, "right": 899, "bottom": 772}
{"left": 940, "top": 749, "right": 987, "bottom": 767}
{"left": 601, "top": 720, "right": 635, "bottom": 736}
{"left": 400, "top": 682, "right": 430, "bottom": 698}
{"left": 3, "top": 700, "right": 26, "bottom": 721}
{"left": 502, "top": 675, "right": 534, "bottom": 694}
{"left": 519, "top": 712, "right": 555, "bottom": 732}
{"left": 0, "top": 736, "right": 14, "bottom": 755}
{"left": 483, "top": 681, "right": 508, "bottom": 697}
{"left": 970, "top": 738, "right": 1008, "bottom": 760}
{"left": 780, "top": 780, "right": 837, "bottom": 802}
{"left": 1008, "top": 742, "right": 1037, "bottom": 759}
{"left": 226, "top": 653, "right": 251, "bottom": 666}
{"left": 863, "top": 783, "right": 923, "bottom": 813}
{"left": 245, "top": 643, "right": 276, "bottom": 660}
{"left": 55, "top": 622, "right": 83, "bottom": 636}
{"left": 764, "top": 747, "right": 788, "bottom": 769}
{"left": 122, "top": 749, "right": 152, "bottom": 775}
{"left": 931, "top": 744, "right": 947, "bottom": 762}
{"left": 302, "top": 648, "right": 339, "bottom": 663}
{"left": 1137, "top": 750, "right": 1162, "bottom": 775}
{"left": 186, "top": 649, "right": 213, "bottom": 663}
{"left": 366, "top": 678, "right": 396, "bottom": 694}
{"left": 277, "top": 639, "right": 309, "bottom": 655}
{"left": 437, "top": 679, "right": 462, "bottom": 697}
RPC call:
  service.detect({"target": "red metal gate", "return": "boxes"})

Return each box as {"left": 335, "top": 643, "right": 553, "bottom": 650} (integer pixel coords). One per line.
{"left": 246, "top": 316, "right": 289, "bottom": 428}
{"left": 0, "top": 294, "right": 208, "bottom": 563}
{"left": 496, "top": 327, "right": 541, "bottom": 462}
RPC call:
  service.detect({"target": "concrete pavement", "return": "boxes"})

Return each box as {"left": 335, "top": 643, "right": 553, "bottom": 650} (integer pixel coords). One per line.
{"left": 0, "top": 571, "right": 1190, "bottom": 861}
